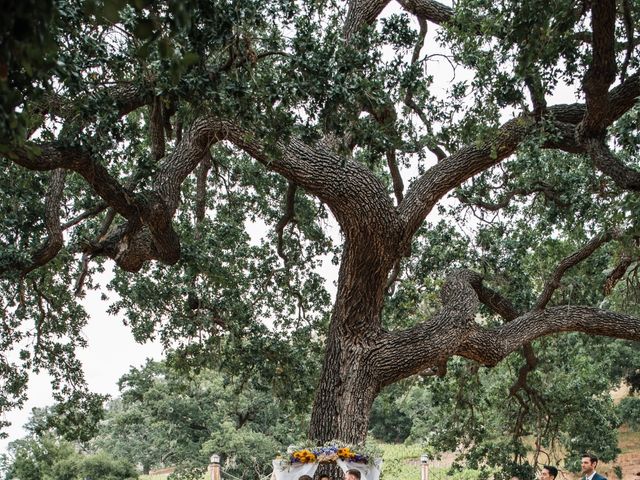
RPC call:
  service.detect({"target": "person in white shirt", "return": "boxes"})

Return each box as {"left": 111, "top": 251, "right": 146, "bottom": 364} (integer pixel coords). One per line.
{"left": 581, "top": 453, "right": 607, "bottom": 480}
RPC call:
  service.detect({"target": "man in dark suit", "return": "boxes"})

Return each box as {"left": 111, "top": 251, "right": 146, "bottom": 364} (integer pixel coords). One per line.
{"left": 581, "top": 453, "right": 607, "bottom": 480}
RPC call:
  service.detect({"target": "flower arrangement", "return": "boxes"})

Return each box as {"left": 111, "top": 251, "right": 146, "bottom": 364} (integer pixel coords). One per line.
{"left": 285, "top": 442, "right": 380, "bottom": 466}
{"left": 292, "top": 449, "right": 317, "bottom": 463}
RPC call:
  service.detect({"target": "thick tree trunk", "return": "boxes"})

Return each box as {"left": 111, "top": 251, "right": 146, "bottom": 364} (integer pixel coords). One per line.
{"left": 308, "top": 334, "right": 381, "bottom": 443}
{"left": 308, "top": 241, "right": 394, "bottom": 444}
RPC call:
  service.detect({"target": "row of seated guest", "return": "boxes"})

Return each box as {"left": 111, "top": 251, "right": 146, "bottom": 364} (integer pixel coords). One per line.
{"left": 298, "top": 470, "right": 361, "bottom": 480}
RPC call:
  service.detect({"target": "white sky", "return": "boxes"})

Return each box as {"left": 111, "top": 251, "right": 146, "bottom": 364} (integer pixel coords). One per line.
{"left": 0, "top": 279, "right": 165, "bottom": 455}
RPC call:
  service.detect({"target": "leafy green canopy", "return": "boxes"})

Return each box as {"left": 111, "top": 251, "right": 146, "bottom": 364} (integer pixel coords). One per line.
{"left": 0, "top": 0, "right": 437, "bottom": 431}
{"left": 0, "top": 407, "right": 138, "bottom": 480}
{"left": 0, "top": 0, "right": 640, "bottom": 475}
{"left": 0, "top": 0, "right": 339, "bottom": 431}
{"left": 0, "top": 361, "right": 307, "bottom": 480}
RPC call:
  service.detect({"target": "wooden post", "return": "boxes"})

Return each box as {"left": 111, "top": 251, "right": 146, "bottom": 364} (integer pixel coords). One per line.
{"left": 421, "top": 454, "right": 429, "bottom": 480}
{"left": 210, "top": 454, "right": 221, "bottom": 480}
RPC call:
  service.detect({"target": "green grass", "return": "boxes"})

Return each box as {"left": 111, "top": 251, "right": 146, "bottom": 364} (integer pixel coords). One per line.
{"left": 377, "top": 443, "right": 421, "bottom": 480}
{"left": 378, "top": 443, "right": 485, "bottom": 480}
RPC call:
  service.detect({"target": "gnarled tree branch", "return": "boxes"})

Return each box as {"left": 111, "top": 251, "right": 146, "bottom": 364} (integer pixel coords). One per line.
{"left": 343, "top": 0, "right": 390, "bottom": 40}
{"left": 11, "top": 144, "right": 180, "bottom": 271}
{"left": 604, "top": 253, "right": 634, "bottom": 295}
{"left": 396, "top": 0, "right": 453, "bottom": 25}
{"left": 12, "top": 145, "right": 142, "bottom": 221}
{"left": 584, "top": 139, "right": 640, "bottom": 192}
{"left": 21, "top": 170, "right": 67, "bottom": 275}
{"left": 276, "top": 182, "right": 297, "bottom": 263}
{"left": 399, "top": 116, "right": 539, "bottom": 239}
{"left": 460, "top": 305, "right": 640, "bottom": 366}
{"left": 386, "top": 150, "right": 404, "bottom": 205}
{"left": 61, "top": 202, "right": 108, "bottom": 230}
{"left": 457, "top": 182, "right": 569, "bottom": 212}
{"left": 578, "top": 0, "right": 617, "bottom": 139}
{"left": 374, "top": 268, "right": 640, "bottom": 386}
{"left": 533, "top": 228, "right": 622, "bottom": 310}
{"left": 36, "top": 83, "right": 152, "bottom": 124}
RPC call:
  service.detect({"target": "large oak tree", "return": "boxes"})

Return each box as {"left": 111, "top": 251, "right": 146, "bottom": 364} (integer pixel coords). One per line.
{"left": 2, "top": 0, "right": 640, "bottom": 447}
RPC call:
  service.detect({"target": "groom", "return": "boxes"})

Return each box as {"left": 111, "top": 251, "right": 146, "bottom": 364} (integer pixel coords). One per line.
{"left": 581, "top": 453, "right": 607, "bottom": 480}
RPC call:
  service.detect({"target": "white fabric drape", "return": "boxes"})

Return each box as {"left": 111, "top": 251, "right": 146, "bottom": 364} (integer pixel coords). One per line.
{"left": 336, "top": 459, "right": 382, "bottom": 480}
{"left": 272, "top": 460, "right": 319, "bottom": 480}
{"left": 271, "top": 459, "right": 382, "bottom": 480}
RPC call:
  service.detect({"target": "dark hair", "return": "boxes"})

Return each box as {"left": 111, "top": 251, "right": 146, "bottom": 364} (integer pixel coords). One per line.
{"left": 543, "top": 465, "right": 558, "bottom": 478}
{"left": 581, "top": 453, "right": 598, "bottom": 464}
{"left": 298, "top": 476, "right": 313, "bottom": 480}
{"left": 346, "top": 470, "right": 361, "bottom": 480}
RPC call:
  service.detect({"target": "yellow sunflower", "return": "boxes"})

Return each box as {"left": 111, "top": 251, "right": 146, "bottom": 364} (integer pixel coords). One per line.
{"left": 337, "top": 447, "right": 356, "bottom": 459}
{"left": 295, "top": 449, "right": 316, "bottom": 463}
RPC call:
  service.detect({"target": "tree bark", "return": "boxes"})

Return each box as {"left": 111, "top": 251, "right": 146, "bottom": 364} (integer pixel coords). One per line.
{"left": 309, "top": 334, "right": 381, "bottom": 444}
{"left": 309, "top": 239, "right": 396, "bottom": 443}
